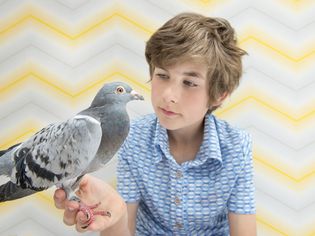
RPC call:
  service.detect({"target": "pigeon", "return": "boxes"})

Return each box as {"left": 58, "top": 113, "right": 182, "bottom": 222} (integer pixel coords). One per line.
{"left": 0, "top": 81, "right": 144, "bottom": 227}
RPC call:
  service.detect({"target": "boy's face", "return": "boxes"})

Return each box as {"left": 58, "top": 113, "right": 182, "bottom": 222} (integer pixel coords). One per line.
{"left": 151, "top": 59, "right": 212, "bottom": 131}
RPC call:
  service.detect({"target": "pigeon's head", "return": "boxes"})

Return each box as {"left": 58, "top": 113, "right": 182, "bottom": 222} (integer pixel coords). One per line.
{"left": 90, "top": 82, "right": 144, "bottom": 108}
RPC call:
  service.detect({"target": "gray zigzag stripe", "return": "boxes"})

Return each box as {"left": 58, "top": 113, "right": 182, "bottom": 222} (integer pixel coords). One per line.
{"left": 255, "top": 188, "right": 314, "bottom": 212}
{"left": 54, "top": 0, "right": 91, "bottom": 10}
{"left": 244, "top": 67, "right": 315, "bottom": 90}
{"left": 0, "top": 44, "right": 143, "bottom": 68}
{"left": 245, "top": 126, "right": 315, "bottom": 151}
{"left": 0, "top": 102, "right": 63, "bottom": 122}
{"left": 228, "top": 6, "right": 315, "bottom": 31}
{"left": 0, "top": 44, "right": 313, "bottom": 84}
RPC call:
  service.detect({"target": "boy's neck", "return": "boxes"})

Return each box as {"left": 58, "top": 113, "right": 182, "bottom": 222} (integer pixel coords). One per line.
{"left": 167, "top": 118, "right": 205, "bottom": 145}
{"left": 167, "top": 118, "right": 205, "bottom": 164}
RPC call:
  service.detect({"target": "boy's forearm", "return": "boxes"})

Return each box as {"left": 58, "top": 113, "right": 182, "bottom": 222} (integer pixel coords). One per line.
{"left": 100, "top": 212, "right": 131, "bottom": 236}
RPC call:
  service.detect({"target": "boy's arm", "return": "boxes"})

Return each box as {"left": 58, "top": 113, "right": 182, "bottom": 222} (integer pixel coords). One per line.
{"left": 100, "top": 202, "right": 138, "bottom": 236}
{"left": 228, "top": 213, "right": 256, "bottom": 236}
{"left": 227, "top": 133, "right": 256, "bottom": 235}
{"left": 127, "top": 203, "right": 139, "bottom": 235}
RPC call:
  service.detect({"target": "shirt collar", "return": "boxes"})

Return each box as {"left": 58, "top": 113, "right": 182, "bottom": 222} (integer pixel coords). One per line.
{"left": 152, "top": 114, "right": 222, "bottom": 165}
{"left": 191, "top": 114, "right": 222, "bottom": 167}
{"left": 152, "top": 117, "right": 169, "bottom": 163}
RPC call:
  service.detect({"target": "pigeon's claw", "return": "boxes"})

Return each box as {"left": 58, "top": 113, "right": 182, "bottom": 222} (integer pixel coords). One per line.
{"left": 79, "top": 202, "right": 111, "bottom": 229}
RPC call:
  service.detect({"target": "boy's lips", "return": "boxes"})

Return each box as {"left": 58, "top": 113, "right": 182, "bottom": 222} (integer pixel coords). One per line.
{"left": 160, "top": 107, "right": 179, "bottom": 117}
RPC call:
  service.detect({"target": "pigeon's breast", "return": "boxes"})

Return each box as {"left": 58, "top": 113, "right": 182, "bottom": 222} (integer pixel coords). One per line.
{"left": 96, "top": 109, "right": 130, "bottom": 163}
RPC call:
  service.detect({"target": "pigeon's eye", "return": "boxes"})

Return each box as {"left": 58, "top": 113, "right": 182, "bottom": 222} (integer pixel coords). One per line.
{"left": 115, "top": 86, "right": 125, "bottom": 94}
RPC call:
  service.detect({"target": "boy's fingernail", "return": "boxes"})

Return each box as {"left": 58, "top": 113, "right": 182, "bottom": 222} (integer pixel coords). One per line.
{"left": 68, "top": 207, "right": 75, "bottom": 211}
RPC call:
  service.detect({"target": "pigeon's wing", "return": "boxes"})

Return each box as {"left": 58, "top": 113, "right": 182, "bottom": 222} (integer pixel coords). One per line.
{"left": 0, "top": 181, "right": 37, "bottom": 202}
{"left": 10, "top": 115, "right": 102, "bottom": 191}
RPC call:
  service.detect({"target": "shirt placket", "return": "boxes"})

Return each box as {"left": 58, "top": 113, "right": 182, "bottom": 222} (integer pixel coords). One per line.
{"left": 169, "top": 162, "right": 185, "bottom": 235}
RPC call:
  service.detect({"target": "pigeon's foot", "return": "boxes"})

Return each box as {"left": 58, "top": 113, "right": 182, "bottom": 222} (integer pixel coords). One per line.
{"left": 79, "top": 202, "right": 111, "bottom": 229}
{"left": 69, "top": 195, "right": 81, "bottom": 202}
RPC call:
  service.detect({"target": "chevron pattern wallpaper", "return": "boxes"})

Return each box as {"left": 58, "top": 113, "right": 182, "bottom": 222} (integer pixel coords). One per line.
{"left": 0, "top": 0, "right": 314, "bottom": 235}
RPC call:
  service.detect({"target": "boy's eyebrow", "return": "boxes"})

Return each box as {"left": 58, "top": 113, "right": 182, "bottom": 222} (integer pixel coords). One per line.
{"left": 155, "top": 67, "right": 167, "bottom": 72}
{"left": 183, "top": 71, "right": 204, "bottom": 79}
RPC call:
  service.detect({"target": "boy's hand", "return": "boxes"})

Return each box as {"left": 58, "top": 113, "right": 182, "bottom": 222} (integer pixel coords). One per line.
{"left": 53, "top": 175, "right": 127, "bottom": 232}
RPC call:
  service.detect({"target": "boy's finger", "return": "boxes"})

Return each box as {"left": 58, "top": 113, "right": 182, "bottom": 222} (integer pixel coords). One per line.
{"left": 75, "top": 211, "right": 90, "bottom": 232}
{"left": 53, "top": 189, "right": 66, "bottom": 209}
{"left": 63, "top": 206, "right": 79, "bottom": 226}
{"left": 78, "top": 176, "right": 90, "bottom": 192}
{"left": 62, "top": 199, "right": 80, "bottom": 226}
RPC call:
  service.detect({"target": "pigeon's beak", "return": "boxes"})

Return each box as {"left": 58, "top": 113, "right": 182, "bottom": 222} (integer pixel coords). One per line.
{"left": 131, "top": 90, "right": 144, "bottom": 101}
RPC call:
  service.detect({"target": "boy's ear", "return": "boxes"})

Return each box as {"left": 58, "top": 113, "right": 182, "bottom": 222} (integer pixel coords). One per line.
{"left": 212, "top": 92, "right": 228, "bottom": 107}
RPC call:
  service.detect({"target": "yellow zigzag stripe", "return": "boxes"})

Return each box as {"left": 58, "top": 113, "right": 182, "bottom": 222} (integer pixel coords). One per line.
{"left": 257, "top": 207, "right": 315, "bottom": 235}
{"left": 0, "top": 71, "right": 150, "bottom": 98}
{"left": 188, "top": 0, "right": 315, "bottom": 14}
{"left": 0, "top": 11, "right": 314, "bottom": 62}
{"left": 1, "top": 126, "right": 314, "bottom": 184}
{"left": 0, "top": 191, "right": 61, "bottom": 216}
{"left": 0, "top": 176, "right": 298, "bottom": 235}
{"left": 277, "top": 0, "right": 315, "bottom": 12}
{"left": 217, "top": 95, "right": 313, "bottom": 123}
{"left": 185, "top": 0, "right": 227, "bottom": 6}
{"left": 0, "top": 190, "right": 293, "bottom": 235}
{"left": 0, "top": 188, "right": 298, "bottom": 235}
{"left": 0, "top": 123, "right": 310, "bottom": 185}
{"left": 0, "top": 12, "right": 152, "bottom": 40}
{"left": 1, "top": 71, "right": 314, "bottom": 122}
{"left": 240, "top": 36, "right": 315, "bottom": 62}
{"left": 254, "top": 154, "right": 315, "bottom": 183}
{"left": 256, "top": 215, "right": 289, "bottom": 236}
{"left": 0, "top": 129, "right": 38, "bottom": 149}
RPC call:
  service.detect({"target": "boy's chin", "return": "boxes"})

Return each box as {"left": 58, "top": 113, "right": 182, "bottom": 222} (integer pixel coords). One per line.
{"left": 157, "top": 118, "right": 182, "bottom": 131}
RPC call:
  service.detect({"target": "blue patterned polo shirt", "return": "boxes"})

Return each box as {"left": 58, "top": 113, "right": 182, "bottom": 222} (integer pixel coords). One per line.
{"left": 117, "top": 113, "right": 255, "bottom": 235}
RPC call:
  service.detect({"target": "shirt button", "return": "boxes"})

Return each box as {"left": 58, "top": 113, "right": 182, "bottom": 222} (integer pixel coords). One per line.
{"left": 176, "top": 170, "right": 183, "bottom": 178}
{"left": 175, "top": 196, "right": 181, "bottom": 205}
{"left": 175, "top": 222, "right": 183, "bottom": 229}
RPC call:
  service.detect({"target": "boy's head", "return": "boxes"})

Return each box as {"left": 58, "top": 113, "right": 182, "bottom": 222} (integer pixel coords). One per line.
{"left": 145, "top": 12, "right": 247, "bottom": 113}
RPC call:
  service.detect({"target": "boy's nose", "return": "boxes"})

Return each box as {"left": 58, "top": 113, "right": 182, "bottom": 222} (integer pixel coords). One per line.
{"left": 163, "top": 85, "right": 179, "bottom": 104}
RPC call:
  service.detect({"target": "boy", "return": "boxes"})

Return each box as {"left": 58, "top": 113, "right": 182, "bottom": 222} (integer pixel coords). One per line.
{"left": 54, "top": 12, "right": 256, "bottom": 235}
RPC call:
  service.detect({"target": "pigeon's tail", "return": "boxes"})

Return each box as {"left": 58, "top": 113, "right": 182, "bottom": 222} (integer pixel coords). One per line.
{"left": 0, "top": 149, "right": 8, "bottom": 157}
{"left": 0, "top": 143, "right": 20, "bottom": 157}
{"left": 0, "top": 142, "right": 37, "bottom": 202}
{"left": 0, "top": 143, "right": 21, "bottom": 178}
{"left": 0, "top": 181, "right": 38, "bottom": 202}
{"left": 0, "top": 150, "right": 5, "bottom": 156}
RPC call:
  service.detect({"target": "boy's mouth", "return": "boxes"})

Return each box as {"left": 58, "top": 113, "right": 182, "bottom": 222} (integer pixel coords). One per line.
{"left": 160, "top": 107, "right": 178, "bottom": 117}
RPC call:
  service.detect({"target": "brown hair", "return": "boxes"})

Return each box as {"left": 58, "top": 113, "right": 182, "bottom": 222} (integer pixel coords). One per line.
{"left": 145, "top": 12, "right": 247, "bottom": 112}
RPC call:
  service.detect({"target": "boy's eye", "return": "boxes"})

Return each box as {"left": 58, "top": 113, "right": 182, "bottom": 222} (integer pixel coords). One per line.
{"left": 156, "top": 73, "right": 169, "bottom": 79}
{"left": 183, "top": 80, "right": 197, "bottom": 87}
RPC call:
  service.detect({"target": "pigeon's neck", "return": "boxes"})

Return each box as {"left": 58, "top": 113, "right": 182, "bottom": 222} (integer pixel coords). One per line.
{"left": 79, "top": 105, "right": 130, "bottom": 162}
{"left": 99, "top": 105, "right": 130, "bottom": 145}
{"left": 96, "top": 107, "right": 130, "bottom": 168}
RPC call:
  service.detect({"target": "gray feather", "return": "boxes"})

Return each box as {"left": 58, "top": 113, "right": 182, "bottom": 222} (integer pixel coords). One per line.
{"left": 0, "top": 81, "right": 143, "bottom": 202}
{"left": 0, "top": 181, "right": 37, "bottom": 201}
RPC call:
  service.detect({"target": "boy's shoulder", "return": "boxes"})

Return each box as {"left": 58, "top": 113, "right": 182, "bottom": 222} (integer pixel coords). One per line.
{"left": 211, "top": 115, "right": 251, "bottom": 145}
{"left": 119, "top": 114, "right": 157, "bottom": 160}
{"left": 128, "top": 113, "right": 157, "bottom": 138}
{"left": 210, "top": 115, "right": 252, "bottom": 165}
{"left": 130, "top": 113, "right": 157, "bottom": 128}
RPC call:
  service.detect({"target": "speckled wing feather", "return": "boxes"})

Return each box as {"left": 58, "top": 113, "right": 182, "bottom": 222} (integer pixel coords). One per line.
{"left": 0, "top": 115, "right": 102, "bottom": 201}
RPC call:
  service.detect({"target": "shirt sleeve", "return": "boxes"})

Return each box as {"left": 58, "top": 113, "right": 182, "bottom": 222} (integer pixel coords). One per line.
{"left": 227, "top": 133, "right": 256, "bottom": 214}
{"left": 117, "top": 136, "right": 141, "bottom": 203}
